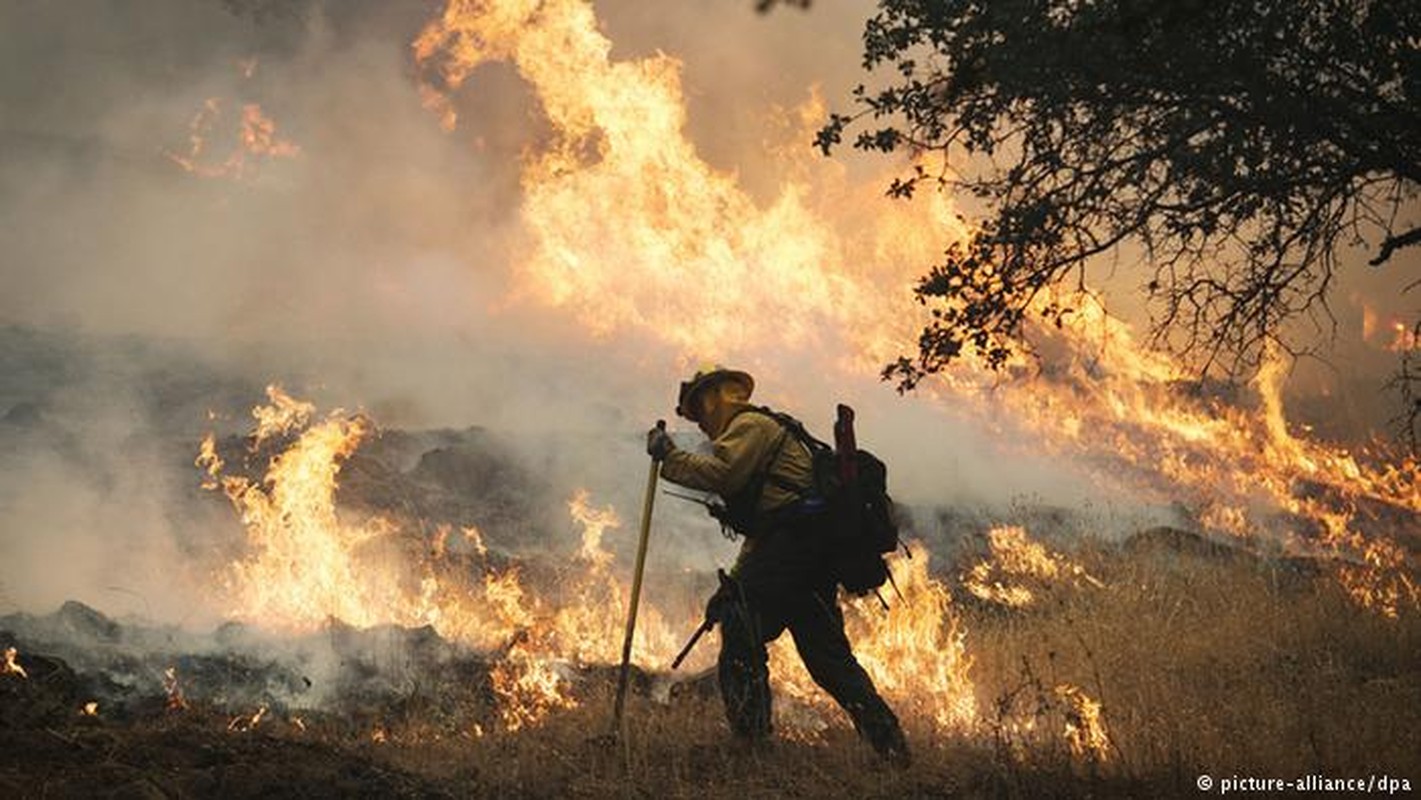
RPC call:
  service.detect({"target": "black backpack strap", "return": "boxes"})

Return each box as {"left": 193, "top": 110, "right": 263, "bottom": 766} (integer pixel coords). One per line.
{"left": 741, "top": 406, "right": 828, "bottom": 499}
{"left": 717, "top": 407, "right": 795, "bottom": 536}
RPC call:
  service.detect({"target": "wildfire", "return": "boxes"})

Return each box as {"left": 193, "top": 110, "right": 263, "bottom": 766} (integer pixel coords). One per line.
{"left": 199, "top": 388, "right": 397, "bottom": 631}
{"left": 845, "top": 550, "right": 977, "bottom": 730}
{"left": 412, "top": 0, "right": 959, "bottom": 362}
{"left": 2, "top": 647, "right": 27, "bottom": 679}
{"left": 411, "top": 0, "right": 1418, "bottom": 622}
{"left": 198, "top": 389, "right": 986, "bottom": 734}
{"left": 177, "top": 0, "right": 1418, "bottom": 747}
{"left": 465, "top": 525, "right": 489, "bottom": 559}
{"left": 1387, "top": 322, "right": 1419, "bottom": 353}
{"left": 929, "top": 298, "right": 1421, "bottom": 619}
{"left": 963, "top": 526, "right": 1103, "bottom": 609}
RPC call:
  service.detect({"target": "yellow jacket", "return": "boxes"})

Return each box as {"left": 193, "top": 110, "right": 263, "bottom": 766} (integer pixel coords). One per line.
{"left": 660, "top": 403, "right": 814, "bottom": 516}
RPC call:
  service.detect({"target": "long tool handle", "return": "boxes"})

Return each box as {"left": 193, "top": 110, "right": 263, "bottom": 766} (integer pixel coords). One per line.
{"left": 670, "top": 620, "right": 714, "bottom": 670}
{"left": 612, "top": 420, "right": 664, "bottom": 733}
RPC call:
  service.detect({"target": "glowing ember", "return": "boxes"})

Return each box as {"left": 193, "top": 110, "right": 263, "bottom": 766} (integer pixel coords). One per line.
{"left": 1386, "top": 322, "right": 1419, "bottom": 353}
{"left": 227, "top": 705, "right": 268, "bottom": 733}
{"left": 2, "top": 647, "right": 27, "bottom": 679}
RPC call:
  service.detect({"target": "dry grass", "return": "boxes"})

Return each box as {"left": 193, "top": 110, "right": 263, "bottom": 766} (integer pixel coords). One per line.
{"left": 965, "top": 538, "right": 1421, "bottom": 792}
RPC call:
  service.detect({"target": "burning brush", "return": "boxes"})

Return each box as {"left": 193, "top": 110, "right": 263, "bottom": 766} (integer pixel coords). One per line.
{"left": 2, "top": 646, "right": 28, "bottom": 680}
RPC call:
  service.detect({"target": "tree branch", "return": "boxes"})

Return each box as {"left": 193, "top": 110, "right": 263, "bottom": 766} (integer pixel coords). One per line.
{"left": 1369, "top": 226, "right": 1421, "bottom": 267}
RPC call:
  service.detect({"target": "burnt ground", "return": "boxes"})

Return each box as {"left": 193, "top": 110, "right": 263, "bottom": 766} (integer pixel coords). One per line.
{"left": 0, "top": 720, "right": 445, "bottom": 799}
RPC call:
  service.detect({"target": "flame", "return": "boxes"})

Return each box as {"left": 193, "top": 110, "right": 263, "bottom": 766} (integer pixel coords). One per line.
{"left": 413, "top": 0, "right": 962, "bottom": 362}
{"left": 1360, "top": 300, "right": 1419, "bottom": 353}
{"left": 163, "top": 666, "right": 188, "bottom": 711}
{"left": 207, "top": 393, "right": 396, "bottom": 630}
{"left": 1387, "top": 321, "right": 1419, "bottom": 353}
{"left": 489, "top": 641, "right": 578, "bottom": 732}
{"left": 200, "top": 389, "right": 696, "bottom": 729}
{"left": 204, "top": 0, "right": 1421, "bottom": 726}
{"left": 81, "top": 702, "right": 99, "bottom": 717}
{"left": 201, "top": 388, "right": 977, "bottom": 733}
{"left": 2, "top": 647, "right": 27, "bottom": 679}
{"left": 184, "top": 0, "right": 1418, "bottom": 739}
{"left": 432, "top": 524, "right": 452, "bottom": 560}
{"left": 987, "top": 299, "right": 1420, "bottom": 617}
{"left": 568, "top": 489, "right": 619, "bottom": 568}
{"left": 166, "top": 98, "right": 300, "bottom": 180}
{"left": 411, "top": 0, "right": 1417, "bottom": 622}
{"left": 963, "top": 526, "right": 1103, "bottom": 608}
{"left": 227, "top": 704, "right": 269, "bottom": 732}
{"left": 464, "top": 525, "right": 489, "bottom": 559}
{"left": 1055, "top": 683, "right": 1111, "bottom": 762}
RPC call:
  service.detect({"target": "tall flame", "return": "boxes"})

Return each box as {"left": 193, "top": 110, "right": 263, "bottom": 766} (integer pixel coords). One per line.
{"left": 413, "top": 0, "right": 963, "bottom": 363}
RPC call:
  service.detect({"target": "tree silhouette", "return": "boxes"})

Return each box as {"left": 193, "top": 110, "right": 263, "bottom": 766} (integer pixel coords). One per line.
{"left": 818, "top": 0, "right": 1420, "bottom": 440}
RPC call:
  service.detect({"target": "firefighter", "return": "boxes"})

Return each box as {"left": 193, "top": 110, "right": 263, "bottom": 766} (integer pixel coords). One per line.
{"left": 646, "top": 365, "right": 909, "bottom": 764}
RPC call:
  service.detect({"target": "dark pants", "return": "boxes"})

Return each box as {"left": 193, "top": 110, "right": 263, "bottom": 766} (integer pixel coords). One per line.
{"left": 717, "top": 515, "right": 906, "bottom": 758}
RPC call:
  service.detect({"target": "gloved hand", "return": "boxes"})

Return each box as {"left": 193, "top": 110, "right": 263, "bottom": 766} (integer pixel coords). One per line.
{"left": 704, "top": 582, "right": 734, "bottom": 624}
{"left": 646, "top": 425, "right": 675, "bottom": 460}
{"left": 705, "top": 568, "right": 739, "bottom": 624}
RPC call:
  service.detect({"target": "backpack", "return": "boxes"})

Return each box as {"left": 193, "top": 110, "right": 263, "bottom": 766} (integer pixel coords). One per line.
{"left": 747, "top": 404, "right": 902, "bottom": 597}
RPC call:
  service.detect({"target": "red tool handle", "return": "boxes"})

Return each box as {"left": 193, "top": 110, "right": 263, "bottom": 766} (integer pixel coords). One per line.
{"left": 833, "top": 403, "right": 858, "bottom": 484}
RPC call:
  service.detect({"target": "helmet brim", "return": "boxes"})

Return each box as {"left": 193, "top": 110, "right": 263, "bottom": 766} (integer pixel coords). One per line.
{"left": 676, "top": 369, "right": 754, "bottom": 421}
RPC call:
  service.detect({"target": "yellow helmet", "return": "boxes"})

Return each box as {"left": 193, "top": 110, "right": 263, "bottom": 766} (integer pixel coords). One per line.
{"left": 676, "top": 364, "right": 754, "bottom": 421}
